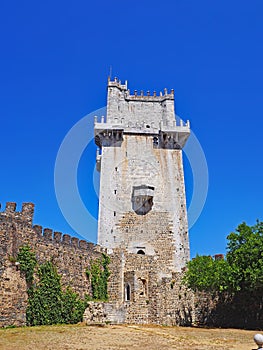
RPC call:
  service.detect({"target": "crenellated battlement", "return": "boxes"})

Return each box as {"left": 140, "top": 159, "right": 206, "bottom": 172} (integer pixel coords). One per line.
{"left": 105, "top": 77, "right": 190, "bottom": 145}
{"left": 108, "top": 76, "right": 128, "bottom": 90}
{"left": 32, "top": 224, "right": 99, "bottom": 251}
{"left": 108, "top": 77, "right": 174, "bottom": 101}
{"left": 3, "top": 202, "right": 35, "bottom": 216}
{"left": 0, "top": 202, "right": 102, "bottom": 253}
{"left": 1, "top": 202, "right": 35, "bottom": 225}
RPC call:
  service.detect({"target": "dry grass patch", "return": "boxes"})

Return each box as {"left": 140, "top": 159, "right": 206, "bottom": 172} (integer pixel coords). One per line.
{"left": 0, "top": 324, "right": 258, "bottom": 350}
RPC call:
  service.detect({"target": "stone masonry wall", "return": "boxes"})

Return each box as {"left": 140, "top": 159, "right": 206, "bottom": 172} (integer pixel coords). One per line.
{"left": 0, "top": 260, "right": 28, "bottom": 327}
{"left": 193, "top": 290, "right": 263, "bottom": 329}
{"left": 96, "top": 79, "right": 190, "bottom": 272}
{"left": 0, "top": 202, "right": 103, "bottom": 327}
{"left": 100, "top": 248, "right": 195, "bottom": 326}
{"left": 0, "top": 201, "right": 195, "bottom": 328}
{"left": 106, "top": 78, "right": 176, "bottom": 127}
{"left": 97, "top": 133, "right": 189, "bottom": 271}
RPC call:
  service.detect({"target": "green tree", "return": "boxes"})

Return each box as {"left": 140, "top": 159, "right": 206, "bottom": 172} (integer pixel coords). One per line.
{"left": 183, "top": 221, "right": 263, "bottom": 294}
{"left": 183, "top": 255, "right": 233, "bottom": 292}
{"left": 227, "top": 221, "right": 263, "bottom": 291}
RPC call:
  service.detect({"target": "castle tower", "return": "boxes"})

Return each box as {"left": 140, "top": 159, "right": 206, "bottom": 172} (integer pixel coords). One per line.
{"left": 94, "top": 77, "right": 190, "bottom": 272}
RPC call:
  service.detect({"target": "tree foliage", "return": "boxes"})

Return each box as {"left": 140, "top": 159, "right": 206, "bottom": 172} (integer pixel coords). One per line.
{"left": 226, "top": 221, "right": 263, "bottom": 291}
{"left": 183, "top": 221, "right": 263, "bottom": 293}
{"left": 183, "top": 255, "right": 233, "bottom": 292}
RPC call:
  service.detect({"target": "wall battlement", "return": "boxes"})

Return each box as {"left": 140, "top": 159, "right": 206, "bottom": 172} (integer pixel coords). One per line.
{"left": 108, "top": 77, "right": 174, "bottom": 101}
{"left": 33, "top": 225, "right": 98, "bottom": 251}
{"left": 0, "top": 202, "right": 101, "bottom": 253}
{"left": 2, "top": 202, "right": 35, "bottom": 225}
{"left": 105, "top": 78, "right": 190, "bottom": 146}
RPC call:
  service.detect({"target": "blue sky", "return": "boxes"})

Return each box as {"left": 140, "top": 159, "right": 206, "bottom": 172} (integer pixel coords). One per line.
{"left": 1, "top": 0, "right": 263, "bottom": 258}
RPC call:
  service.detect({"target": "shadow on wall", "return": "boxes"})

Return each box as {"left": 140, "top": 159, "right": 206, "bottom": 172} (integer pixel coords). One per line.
{"left": 196, "top": 290, "right": 263, "bottom": 329}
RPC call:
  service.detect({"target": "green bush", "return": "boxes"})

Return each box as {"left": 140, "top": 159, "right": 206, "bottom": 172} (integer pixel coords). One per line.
{"left": 17, "top": 245, "right": 88, "bottom": 326}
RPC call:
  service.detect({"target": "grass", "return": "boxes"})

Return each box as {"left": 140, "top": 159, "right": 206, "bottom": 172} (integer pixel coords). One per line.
{"left": 0, "top": 323, "right": 258, "bottom": 350}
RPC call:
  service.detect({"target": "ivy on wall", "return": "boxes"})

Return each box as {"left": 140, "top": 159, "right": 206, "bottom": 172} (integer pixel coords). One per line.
{"left": 17, "top": 245, "right": 37, "bottom": 285}
{"left": 86, "top": 253, "right": 110, "bottom": 301}
{"left": 16, "top": 245, "right": 88, "bottom": 326}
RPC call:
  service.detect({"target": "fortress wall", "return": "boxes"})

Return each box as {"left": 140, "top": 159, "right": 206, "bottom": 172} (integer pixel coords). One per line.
{"left": 0, "top": 260, "right": 28, "bottom": 327}
{"left": 0, "top": 202, "right": 102, "bottom": 327}
{"left": 193, "top": 290, "right": 263, "bottom": 329}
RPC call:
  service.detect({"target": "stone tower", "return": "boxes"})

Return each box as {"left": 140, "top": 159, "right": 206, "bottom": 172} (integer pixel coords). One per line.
{"left": 94, "top": 77, "right": 190, "bottom": 272}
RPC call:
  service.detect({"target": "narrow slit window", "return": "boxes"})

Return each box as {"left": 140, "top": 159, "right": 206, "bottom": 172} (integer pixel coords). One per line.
{"left": 125, "top": 284, "right": 131, "bottom": 301}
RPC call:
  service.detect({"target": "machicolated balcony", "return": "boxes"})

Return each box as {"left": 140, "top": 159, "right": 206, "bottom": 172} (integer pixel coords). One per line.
{"left": 94, "top": 115, "right": 190, "bottom": 150}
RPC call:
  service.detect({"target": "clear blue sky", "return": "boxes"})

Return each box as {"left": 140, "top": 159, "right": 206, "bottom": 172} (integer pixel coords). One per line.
{"left": 1, "top": 0, "right": 263, "bottom": 258}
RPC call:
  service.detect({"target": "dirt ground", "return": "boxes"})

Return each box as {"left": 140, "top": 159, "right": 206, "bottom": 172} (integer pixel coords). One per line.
{"left": 0, "top": 324, "right": 259, "bottom": 350}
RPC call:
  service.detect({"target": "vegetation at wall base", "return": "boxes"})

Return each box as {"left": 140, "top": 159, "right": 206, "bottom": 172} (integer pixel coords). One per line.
{"left": 17, "top": 245, "right": 88, "bottom": 326}
{"left": 183, "top": 221, "right": 263, "bottom": 328}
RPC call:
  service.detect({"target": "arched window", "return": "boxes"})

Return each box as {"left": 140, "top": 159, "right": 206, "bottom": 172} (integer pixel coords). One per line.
{"left": 137, "top": 249, "right": 145, "bottom": 255}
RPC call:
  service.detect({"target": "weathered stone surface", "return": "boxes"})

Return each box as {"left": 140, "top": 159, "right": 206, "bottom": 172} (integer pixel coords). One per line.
{"left": 83, "top": 301, "right": 126, "bottom": 325}
{"left": 91, "top": 78, "right": 193, "bottom": 326}
{"left": 0, "top": 262, "right": 27, "bottom": 327}
{"left": 0, "top": 203, "right": 103, "bottom": 327}
{"left": 106, "top": 249, "right": 195, "bottom": 325}
{"left": 96, "top": 78, "right": 190, "bottom": 271}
